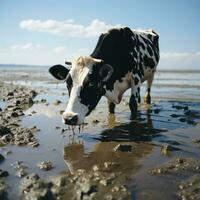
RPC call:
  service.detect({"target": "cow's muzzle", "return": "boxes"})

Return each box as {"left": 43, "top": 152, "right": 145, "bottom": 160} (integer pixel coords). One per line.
{"left": 62, "top": 113, "right": 78, "bottom": 125}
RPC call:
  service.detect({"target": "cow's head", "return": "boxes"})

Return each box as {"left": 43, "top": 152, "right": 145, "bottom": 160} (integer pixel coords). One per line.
{"left": 49, "top": 56, "right": 113, "bottom": 125}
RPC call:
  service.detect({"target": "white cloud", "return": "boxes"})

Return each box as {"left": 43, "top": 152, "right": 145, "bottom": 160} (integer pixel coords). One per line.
{"left": 10, "top": 43, "right": 42, "bottom": 51}
{"left": 160, "top": 52, "right": 200, "bottom": 60}
{"left": 159, "top": 52, "right": 200, "bottom": 69}
{"left": 53, "top": 46, "right": 67, "bottom": 53}
{"left": 1, "top": 42, "right": 200, "bottom": 70}
{"left": 19, "top": 18, "right": 121, "bottom": 38}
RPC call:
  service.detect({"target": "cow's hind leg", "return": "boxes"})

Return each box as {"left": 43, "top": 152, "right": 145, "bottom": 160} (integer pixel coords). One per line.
{"left": 144, "top": 72, "right": 155, "bottom": 104}
{"left": 108, "top": 100, "right": 115, "bottom": 114}
{"left": 129, "top": 75, "right": 141, "bottom": 119}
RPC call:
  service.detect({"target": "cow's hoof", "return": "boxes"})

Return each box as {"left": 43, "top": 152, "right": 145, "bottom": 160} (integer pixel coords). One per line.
{"left": 144, "top": 93, "right": 151, "bottom": 104}
{"left": 130, "top": 113, "right": 137, "bottom": 120}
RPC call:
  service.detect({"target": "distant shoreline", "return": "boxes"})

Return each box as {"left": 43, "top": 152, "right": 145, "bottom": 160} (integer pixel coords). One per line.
{"left": 0, "top": 63, "right": 200, "bottom": 73}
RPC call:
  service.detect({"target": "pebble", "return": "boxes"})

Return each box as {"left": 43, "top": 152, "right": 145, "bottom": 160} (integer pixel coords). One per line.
{"left": 92, "top": 119, "right": 100, "bottom": 124}
{"left": 11, "top": 112, "right": 19, "bottom": 117}
{"left": 4, "top": 150, "right": 12, "bottom": 155}
{"left": 92, "top": 165, "right": 99, "bottom": 172}
{"left": 0, "top": 154, "right": 5, "bottom": 163}
{"left": 29, "top": 141, "right": 39, "bottom": 147}
{"left": 54, "top": 100, "right": 62, "bottom": 105}
{"left": 160, "top": 144, "right": 175, "bottom": 155}
{"left": 37, "top": 161, "right": 53, "bottom": 171}
{"left": 17, "top": 169, "right": 28, "bottom": 178}
{"left": 0, "top": 169, "right": 9, "bottom": 177}
{"left": 40, "top": 99, "right": 47, "bottom": 103}
{"left": 7, "top": 91, "right": 14, "bottom": 96}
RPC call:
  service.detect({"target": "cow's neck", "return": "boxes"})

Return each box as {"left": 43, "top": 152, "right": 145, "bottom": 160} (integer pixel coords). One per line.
{"left": 104, "top": 72, "right": 132, "bottom": 104}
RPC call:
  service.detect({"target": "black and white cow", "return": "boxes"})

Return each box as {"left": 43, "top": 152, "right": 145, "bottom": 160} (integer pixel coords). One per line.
{"left": 49, "top": 27, "right": 159, "bottom": 125}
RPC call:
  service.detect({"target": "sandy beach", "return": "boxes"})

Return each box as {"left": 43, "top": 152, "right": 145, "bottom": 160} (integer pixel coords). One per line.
{"left": 0, "top": 66, "right": 200, "bottom": 200}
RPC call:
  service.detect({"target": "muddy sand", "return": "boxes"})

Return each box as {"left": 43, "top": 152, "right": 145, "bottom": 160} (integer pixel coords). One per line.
{"left": 0, "top": 68, "right": 200, "bottom": 200}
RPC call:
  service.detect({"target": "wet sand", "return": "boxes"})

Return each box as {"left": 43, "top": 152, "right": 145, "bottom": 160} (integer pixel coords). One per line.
{"left": 0, "top": 68, "right": 200, "bottom": 199}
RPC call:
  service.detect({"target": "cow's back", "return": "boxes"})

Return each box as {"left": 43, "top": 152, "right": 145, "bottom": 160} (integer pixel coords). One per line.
{"left": 132, "top": 29, "right": 159, "bottom": 82}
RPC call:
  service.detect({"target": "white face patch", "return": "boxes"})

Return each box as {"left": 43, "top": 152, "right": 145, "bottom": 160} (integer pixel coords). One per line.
{"left": 62, "top": 56, "right": 102, "bottom": 125}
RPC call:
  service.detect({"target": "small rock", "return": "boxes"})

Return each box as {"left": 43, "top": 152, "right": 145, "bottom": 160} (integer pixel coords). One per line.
{"left": 30, "top": 90, "right": 37, "bottom": 98}
{"left": 0, "top": 126, "right": 11, "bottom": 136}
{"left": 41, "top": 99, "right": 47, "bottom": 103}
{"left": 55, "top": 126, "right": 61, "bottom": 130}
{"left": 21, "top": 173, "right": 54, "bottom": 200}
{"left": 17, "top": 169, "right": 28, "bottom": 178}
{"left": 28, "top": 97, "right": 34, "bottom": 105}
{"left": 0, "top": 154, "right": 5, "bottom": 163}
{"left": 60, "top": 110, "right": 64, "bottom": 115}
{"left": 29, "top": 141, "right": 39, "bottom": 147}
{"left": 0, "top": 169, "right": 9, "bottom": 177}
{"left": 194, "top": 139, "right": 200, "bottom": 147}
{"left": 11, "top": 112, "right": 18, "bottom": 117}
{"left": 176, "top": 158, "right": 185, "bottom": 164}
{"left": 0, "top": 180, "right": 8, "bottom": 199}
{"left": 4, "top": 150, "right": 12, "bottom": 155}
{"left": 15, "top": 99, "right": 21, "bottom": 106}
{"left": 112, "top": 186, "right": 120, "bottom": 192}
{"left": 100, "top": 178, "right": 111, "bottom": 186}
{"left": 30, "top": 126, "right": 40, "bottom": 133}
{"left": 7, "top": 91, "right": 14, "bottom": 96}
{"left": 92, "top": 119, "right": 100, "bottom": 124}
{"left": 160, "top": 144, "right": 178, "bottom": 155}
{"left": 105, "top": 194, "right": 114, "bottom": 200}
{"left": 0, "top": 134, "right": 12, "bottom": 143}
{"left": 54, "top": 100, "right": 62, "bottom": 105}
{"left": 92, "top": 165, "right": 99, "bottom": 172}
{"left": 104, "top": 162, "right": 119, "bottom": 171}
{"left": 37, "top": 161, "right": 53, "bottom": 171}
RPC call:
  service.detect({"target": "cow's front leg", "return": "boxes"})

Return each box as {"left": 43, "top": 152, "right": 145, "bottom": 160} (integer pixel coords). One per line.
{"left": 108, "top": 100, "right": 115, "bottom": 114}
{"left": 129, "top": 95, "right": 137, "bottom": 119}
{"left": 144, "top": 88, "right": 151, "bottom": 104}
{"left": 129, "top": 76, "right": 141, "bottom": 119}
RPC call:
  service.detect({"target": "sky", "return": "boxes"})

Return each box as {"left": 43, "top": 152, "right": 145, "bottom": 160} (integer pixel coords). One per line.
{"left": 0, "top": 0, "right": 200, "bottom": 69}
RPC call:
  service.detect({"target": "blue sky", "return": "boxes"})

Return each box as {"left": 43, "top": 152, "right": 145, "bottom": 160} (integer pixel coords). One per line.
{"left": 0, "top": 0, "right": 200, "bottom": 69}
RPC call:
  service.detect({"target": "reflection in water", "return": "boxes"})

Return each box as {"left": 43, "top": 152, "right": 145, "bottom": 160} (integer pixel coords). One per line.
{"left": 63, "top": 109, "right": 156, "bottom": 176}
{"left": 100, "top": 109, "right": 164, "bottom": 142}
{"left": 63, "top": 101, "right": 200, "bottom": 177}
{"left": 64, "top": 140, "right": 153, "bottom": 176}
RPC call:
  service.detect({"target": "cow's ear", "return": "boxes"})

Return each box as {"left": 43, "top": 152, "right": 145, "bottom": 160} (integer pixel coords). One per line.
{"left": 49, "top": 64, "right": 69, "bottom": 80}
{"left": 99, "top": 64, "right": 113, "bottom": 82}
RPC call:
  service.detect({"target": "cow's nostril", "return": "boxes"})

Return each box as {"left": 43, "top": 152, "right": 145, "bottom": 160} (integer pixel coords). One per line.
{"left": 70, "top": 115, "right": 78, "bottom": 123}
{"left": 63, "top": 114, "right": 78, "bottom": 125}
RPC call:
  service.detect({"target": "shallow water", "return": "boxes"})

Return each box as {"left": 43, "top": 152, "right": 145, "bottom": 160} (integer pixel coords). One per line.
{"left": 1, "top": 66, "right": 200, "bottom": 199}
{"left": 1, "top": 95, "right": 200, "bottom": 199}
{"left": 1, "top": 66, "right": 200, "bottom": 101}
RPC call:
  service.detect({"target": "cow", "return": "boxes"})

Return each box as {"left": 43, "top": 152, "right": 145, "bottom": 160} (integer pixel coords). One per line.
{"left": 49, "top": 27, "right": 159, "bottom": 125}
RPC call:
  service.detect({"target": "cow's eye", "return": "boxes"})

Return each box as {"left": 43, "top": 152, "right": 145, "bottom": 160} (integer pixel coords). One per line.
{"left": 88, "top": 82, "right": 95, "bottom": 87}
